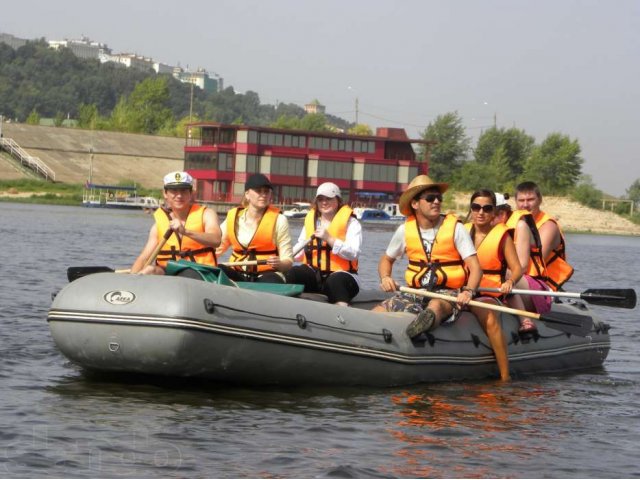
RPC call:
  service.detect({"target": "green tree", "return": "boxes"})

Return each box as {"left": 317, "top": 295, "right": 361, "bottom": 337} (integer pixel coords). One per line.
{"left": 521, "top": 133, "right": 583, "bottom": 194}
{"left": 77, "top": 103, "right": 99, "bottom": 129}
{"left": 474, "top": 127, "right": 535, "bottom": 181}
{"left": 420, "top": 112, "right": 470, "bottom": 182}
{"left": 454, "top": 146, "right": 512, "bottom": 192}
{"left": 570, "top": 175, "right": 603, "bottom": 208}
{"left": 626, "top": 178, "right": 640, "bottom": 207}
{"left": 126, "top": 77, "right": 173, "bottom": 133}
{"left": 54, "top": 111, "right": 66, "bottom": 127}
{"left": 348, "top": 124, "right": 373, "bottom": 136}
{"left": 299, "top": 113, "right": 329, "bottom": 132}
{"left": 26, "top": 108, "right": 40, "bottom": 125}
{"left": 271, "top": 114, "right": 302, "bottom": 130}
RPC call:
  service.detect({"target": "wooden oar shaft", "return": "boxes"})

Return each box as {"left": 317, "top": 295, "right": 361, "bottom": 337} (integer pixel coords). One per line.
{"left": 293, "top": 236, "right": 314, "bottom": 258}
{"left": 221, "top": 260, "right": 267, "bottom": 267}
{"left": 400, "top": 286, "right": 541, "bottom": 320}
{"left": 143, "top": 228, "right": 173, "bottom": 268}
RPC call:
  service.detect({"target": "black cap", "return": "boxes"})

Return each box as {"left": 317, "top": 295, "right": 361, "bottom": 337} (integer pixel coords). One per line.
{"left": 245, "top": 173, "right": 273, "bottom": 191}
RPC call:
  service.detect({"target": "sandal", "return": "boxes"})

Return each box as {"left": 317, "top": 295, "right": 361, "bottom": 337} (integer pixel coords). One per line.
{"left": 406, "top": 309, "right": 436, "bottom": 339}
{"left": 519, "top": 318, "right": 538, "bottom": 334}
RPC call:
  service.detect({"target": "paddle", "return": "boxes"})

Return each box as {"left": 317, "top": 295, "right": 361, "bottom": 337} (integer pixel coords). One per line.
{"left": 293, "top": 235, "right": 315, "bottom": 258}
{"left": 67, "top": 228, "right": 173, "bottom": 282}
{"left": 478, "top": 287, "right": 636, "bottom": 309}
{"left": 67, "top": 265, "right": 129, "bottom": 282}
{"left": 220, "top": 260, "right": 268, "bottom": 267}
{"left": 399, "top": 286, "right": 594, "bottom": 336}
{"left": 143, "top": 227, "right": 173, "bottom": 268}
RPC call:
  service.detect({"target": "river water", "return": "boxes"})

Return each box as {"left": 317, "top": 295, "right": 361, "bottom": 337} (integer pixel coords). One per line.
{"left": 1, "top": 203, "right": 639, "bottom": 478}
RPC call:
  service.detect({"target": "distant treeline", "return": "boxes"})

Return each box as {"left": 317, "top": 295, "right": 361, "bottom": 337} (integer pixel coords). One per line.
{"left": 0, "top": 40, "right": 351, "bottom": 135}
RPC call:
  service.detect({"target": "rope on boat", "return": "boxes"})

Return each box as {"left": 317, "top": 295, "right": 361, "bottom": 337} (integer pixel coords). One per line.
{"left": 203, "top": 299, "right": 574, "bottom": 348}
{"left": 203, "top": 299, "right": 394, "bottom": 342}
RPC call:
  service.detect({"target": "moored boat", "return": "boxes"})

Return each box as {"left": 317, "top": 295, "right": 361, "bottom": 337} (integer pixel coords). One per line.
{"left": 282, "top": 202, "right": 311, "bottom": 218}
{"left": 47, "top": 262, "right": 611, "bottom": 386}
{"left": 83, "top": 183, "right": 160, "bottom": 210}
{"left": 353, "top": 207, "right": 404, "bottom": 225}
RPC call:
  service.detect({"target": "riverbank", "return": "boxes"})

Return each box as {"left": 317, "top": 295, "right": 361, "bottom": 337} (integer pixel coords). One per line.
{"left": 2, "top": 185, "right": 639, "bottom": 236}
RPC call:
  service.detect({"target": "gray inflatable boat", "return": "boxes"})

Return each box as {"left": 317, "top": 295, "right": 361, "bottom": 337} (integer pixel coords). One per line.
{"left": 48, "top": 262, "right": 611, "bottom": 386}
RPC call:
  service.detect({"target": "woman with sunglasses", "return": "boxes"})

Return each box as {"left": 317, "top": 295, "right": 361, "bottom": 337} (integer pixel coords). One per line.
{"left": 286, "top": 182, "right": 362, "bottom": 305}
{"left": 466, "top": 190, "right": 524, "bottom": 381}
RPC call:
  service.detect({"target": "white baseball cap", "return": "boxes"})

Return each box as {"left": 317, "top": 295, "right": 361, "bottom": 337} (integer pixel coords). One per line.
{"left": 316, "top": 182, "right": 341, "bottom": 198}
{"left": 495, "top": 192, "right": 510, "bottom": 206}
{"left": 163, "top": 171, "right": 193, "bottom": 189}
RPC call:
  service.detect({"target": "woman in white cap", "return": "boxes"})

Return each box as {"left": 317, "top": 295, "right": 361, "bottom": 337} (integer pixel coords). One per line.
{"left": 217, "top": 173, "right": 293, "bottom": 283}
{"left": 287, "top": 182, "right": 362, "bottom": 305}
{"left": 132, "top": 171, "right": 221, "bottom": 274}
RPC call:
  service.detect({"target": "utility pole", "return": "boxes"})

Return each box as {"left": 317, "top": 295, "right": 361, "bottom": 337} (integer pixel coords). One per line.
{"left": 189, "top": 82, "right": 194, "bottom": 122}
{"left": 89, "top": 147, "right": 93, "bottom": 184}
{"left": 355, "top": 97, "right": 359, "bottom": 125}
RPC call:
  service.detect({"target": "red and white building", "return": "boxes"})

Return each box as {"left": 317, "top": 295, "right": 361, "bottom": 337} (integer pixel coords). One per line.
{"left": 184, "top": 122, "right": 434, "bottom": 206}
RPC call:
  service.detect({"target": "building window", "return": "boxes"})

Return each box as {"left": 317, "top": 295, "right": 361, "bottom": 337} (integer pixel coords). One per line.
{"left": 271, "top": 156, "right": 304, "bottom": 176}
{"left": 220, "top": 129, "right": 235, "bottom": 144}
{"left": 246, "top": 155, "right": 260, "bottom": 173}
{"left": 318, "top": 160, "right": 353, "bottom": 180}
{"left": 248, "top": 130, "right": 258, "bottom": 144}
{"left": 364, "top": 163, "right": 396, "bottom": 182}
{"left": 185, "top": 152, "right": 233, "bottom": 171}
{"left": 281, "top": 185, "right": 305, "bottom": 201}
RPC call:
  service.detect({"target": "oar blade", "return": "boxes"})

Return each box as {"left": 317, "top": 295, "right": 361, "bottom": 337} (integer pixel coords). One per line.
{"left": 67, "top": 266, "right": 115, "bottom": 282}
{"left": 539, "top": 311, "right": 593, "bottom": 337}
{"left": 582, "top": 289, "right": 637, "bottom": 309}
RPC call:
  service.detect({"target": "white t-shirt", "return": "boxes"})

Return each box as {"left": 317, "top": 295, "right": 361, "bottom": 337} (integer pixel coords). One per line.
{"left": 385, "top": 217, "right": 476, "bottom": 261}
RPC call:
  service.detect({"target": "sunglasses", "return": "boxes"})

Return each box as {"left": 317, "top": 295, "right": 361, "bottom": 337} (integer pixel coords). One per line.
{"left": 419, "top": 193, "right": 443, "bottom": 203}
{"left": 470, "top": 203, "right": 495, "bottom": 213}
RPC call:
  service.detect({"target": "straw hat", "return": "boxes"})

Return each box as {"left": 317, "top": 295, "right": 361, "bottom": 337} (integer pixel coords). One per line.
{"left": 398, "top": 175, "right": 449, "bottom": 216}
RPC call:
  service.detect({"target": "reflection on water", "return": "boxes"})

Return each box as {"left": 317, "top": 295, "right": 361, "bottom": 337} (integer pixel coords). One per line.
{"left": 387, "top": 383, "right": 567, "bottom": 478}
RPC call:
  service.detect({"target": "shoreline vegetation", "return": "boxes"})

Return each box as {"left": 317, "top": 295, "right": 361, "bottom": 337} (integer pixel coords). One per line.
{"left": 2, "top": 179, "right": 639, "bottom": 236}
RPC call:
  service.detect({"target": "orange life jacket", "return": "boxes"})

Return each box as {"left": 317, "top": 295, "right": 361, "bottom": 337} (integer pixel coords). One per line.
{"left": 302, "top": 206, "right": 358, "bottom": 275}
{"left": 227, "top": 206, "right": 280, "bottom": 275}
{"left": 465, "top": 222, "right": 511, "bottom": 297}
{"left": 506, "top": 210, "right": 547, "bottom": 280}
{"left": 405, "top": 213, "right": 468, "bottom": 289}
{"left": 154, "top": 205, "right": 217, "bottom": 267}
{"left": 534, "top": 211, "right": 574, "bottom": 291}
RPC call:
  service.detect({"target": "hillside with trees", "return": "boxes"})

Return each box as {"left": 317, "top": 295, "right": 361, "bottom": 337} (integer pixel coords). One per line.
{"left": 0, "top": 40, "right": 352, "bottom": 135}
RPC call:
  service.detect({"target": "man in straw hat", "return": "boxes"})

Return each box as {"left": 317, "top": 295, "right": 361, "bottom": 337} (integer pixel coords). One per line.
{"left": 372, "top": 175, "right": 482, "bottom": 339}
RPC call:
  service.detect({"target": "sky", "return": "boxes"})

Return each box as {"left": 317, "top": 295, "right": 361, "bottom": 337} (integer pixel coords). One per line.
{"left": 2, "top": 0, "right": 639, "bottom": 195}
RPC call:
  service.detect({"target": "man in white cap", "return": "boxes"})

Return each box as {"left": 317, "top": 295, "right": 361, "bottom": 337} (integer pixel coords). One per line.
{"left": 131, "top": 171, "right": 221, "bottom": 274}
{"left": 372, "top": 175, "right": 482, "bottom": 339}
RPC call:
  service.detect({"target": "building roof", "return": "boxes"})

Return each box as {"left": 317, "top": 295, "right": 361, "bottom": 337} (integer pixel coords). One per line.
{"left": 187, "top": 121, "right": 435, "bottom": 145}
